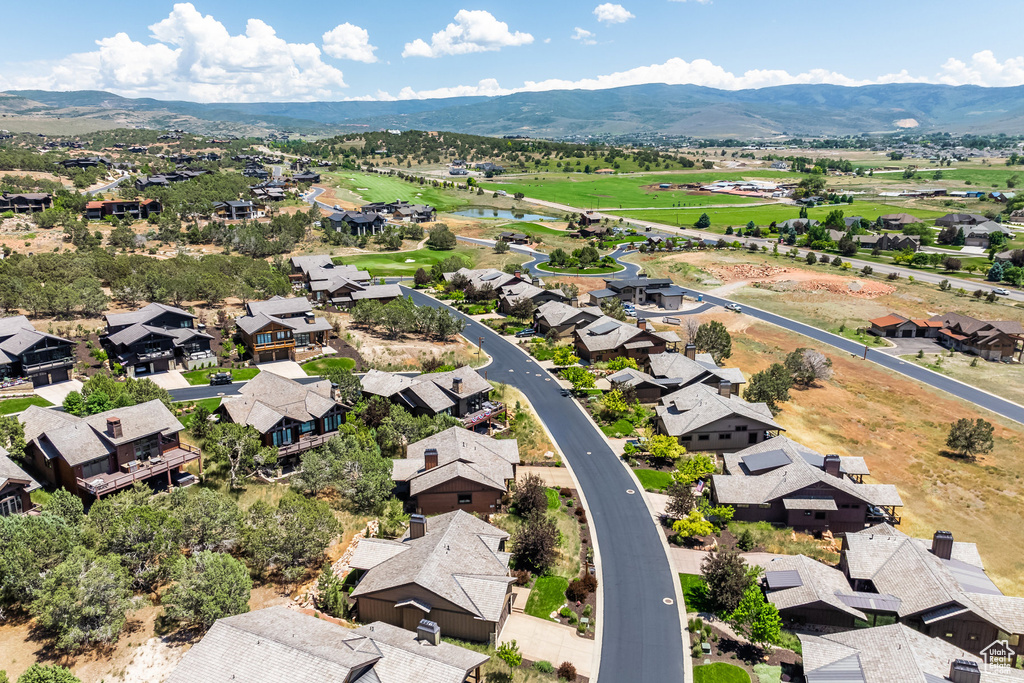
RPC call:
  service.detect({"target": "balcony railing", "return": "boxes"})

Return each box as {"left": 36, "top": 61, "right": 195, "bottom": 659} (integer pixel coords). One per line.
{"left": 77, "top": 444, "right": 201, "bottom": 497}
{"left": 21, "top": 357, "right": 74, "bottom": 372}
{"left": 137, "top": 348, "right": 174, "bottom": 362}
{"left": 277, "top": 432, "right": 334, "bottom": 458}
{"left": 462, "top": 402, "right": 505, "bottom": 429}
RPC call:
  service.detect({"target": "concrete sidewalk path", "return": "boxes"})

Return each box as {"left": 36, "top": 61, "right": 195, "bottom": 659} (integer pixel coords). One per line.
{"left": 499, "top": 613, "right": 595, "bottom": 677}
{"left": 671, "top": 547, "right": 788, "bottom": 577}
{"left": 34, "top": 379, "right": 82, "bottom": 405}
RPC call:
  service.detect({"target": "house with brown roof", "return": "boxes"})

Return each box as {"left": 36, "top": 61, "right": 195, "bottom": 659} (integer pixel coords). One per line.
{"left": 711, "top": 436, "right": 903, "bottom": 533}
{"left": 608, "top": 346, "right": 746, "bottom": 404}
{"left": 84, "top": 199, "right": 161, "bottom": 221}
{"left": 655, "top": 382, "right": 783, "bottom": 452}
{"left": 235, "top": 297, "right": 333, "bottom": 363}
{"left": 288, "top": 254, "right": 399, "bottom": 307}
{"left": 393, "top": 427, "right": 519, "bottom": 515}
{"left": 855, "top": 233, "right": 921, "bottom": 252}
{"left": 217, "top": 372, "right": 347, "bottom": 460}
{"left": 573, "top": 316, "right": 680, "bottom": 363}
{"left": 495, "top": 280, "right": 567, "bottom": 315}
{"left": 102, "top": 303, "right": 214, "bottom": 377}
{"left": 0, "top": 448, "right": 40, "bottom": 516}
{"left": 20, "top": 400, "right": 198, "bottom": 500}
{"left": 0, "top": 316, "right": 76, "bottom": 387}
{"left": 868, "top": 313, "right": 943, "bottom": 339}
{"left": 878, "top": 212, "right": 921, "bottom": 229}
{"left": 348, "top": 510, "right": 515, "bottom": 642}
{"left": 937, "top": 213, "right": 988, "bottom": 228}
{"left": 532, "top": 301, "right": 602, "bottom": 338}
{"left": 360, "top": 367, "right": 498, "bottom": 424}
{"left": 168, "top": 606, "right": 490, "bottom": 683}
{"left": 931, "top": 313, "right": 1024, "bottom": 361}
{"left": 763, "top": 554, "right": 888, "bottom": 629}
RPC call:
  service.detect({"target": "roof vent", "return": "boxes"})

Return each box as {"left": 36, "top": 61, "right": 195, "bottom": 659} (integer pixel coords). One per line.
{"left": 417, "top": 619, "right": 440, "bottom": 646}
{"left": 949, "top": 658, "right": 981, "bottom": 683}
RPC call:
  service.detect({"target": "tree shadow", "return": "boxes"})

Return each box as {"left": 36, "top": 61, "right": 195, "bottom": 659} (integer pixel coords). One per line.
{"left": 485, "top": 672, "right": 513, "bottom": 683}
{"left": 938, "top": 449, "right": 976, "bottom": 463}
{"left": 714, "top": 635, "right": 766, "bottom": 666}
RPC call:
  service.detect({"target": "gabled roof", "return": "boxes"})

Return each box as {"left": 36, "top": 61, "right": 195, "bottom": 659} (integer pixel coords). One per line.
{"left": 647, "top": 351, "right": 746, "bottom": 387}
{"left": 764, "top": 554, "right": 869, "bottom": 621}
{"left": 236, "top": 297, "right": 332, "bottom": 335}
{"left": 0, "top": 447, "right": 40, "bottom": 493}
{"left": 220, "top": 372, "right": 338, "bottom": 433}
{"left": 0, "top": 316, "right": 73, "bottom": 357}
{"left": 656, "top": 383, "right": 781, "bottom": 437}
{"left": 576, "top": 315, "right": 674, "bottom": 353}
{"left": 350, "top": 510, "right": 514, "bottom": 623}
{"left": 443, "top": 267, "right": 520, "bottom": 292}
{"left": 397, "top": 427, "right": 520, "bottom": 496}
{"left": 104, "top": 303, "right": 196, "bottom": 328}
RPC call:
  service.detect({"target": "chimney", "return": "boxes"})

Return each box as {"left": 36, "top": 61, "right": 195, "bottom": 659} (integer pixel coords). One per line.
{"left": 718, "top": 380, "right": 731, "bottom": 398}
{"left": 823, "top": 454, "right": 842, "bottom": 478}
{"left": 417, "top": 619, "right": 440, "bottom": 646}
{"left": 305, "top": 313, "right": 315, "bottom": 324}
{"left": 514, "top": 270, "right": 522, "bottom": 279}
{"left": 410, "top": 514, "right": 427, "bottom": 539}
{"left": 949, "top": 659, "right": 981, "bottom": 683}
{"left": 637, "top": 318, "right": 647, "bottom": 331}
{"left": 452, "top": 377, "right": 464, "bottom": 393}
{"left": 932, "top": 530, "right": 954, "bottom": 560}
{"left": 570, "top": 295, "right": 579, "bottom": 308}
{"left": 685, "top": 343, "right": 696, "bottom": 360}
{"left": 424, "top": 448, "right": 438, "bottom": 470}
{"left": 106, "top": 417, "right": 123, "bottom": 439}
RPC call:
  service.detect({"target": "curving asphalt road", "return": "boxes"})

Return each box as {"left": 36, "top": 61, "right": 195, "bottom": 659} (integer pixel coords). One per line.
{"left": 86, "top": 171, "right": 129, "bottom": 196}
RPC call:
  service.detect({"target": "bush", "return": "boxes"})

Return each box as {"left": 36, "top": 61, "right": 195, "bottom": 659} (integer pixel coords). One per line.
{"left": 581, "top": 573, "right": 598, "bottom": 593}
{"left": 512, "top": 569, "right": 531, "bottom": 586}
{"left": 535, "top": 661, "right": 555, "bottom": 674}
{"left": 887, "top": 272, "right": 899, "bottom": 281}
{"left": 565, "top": 578, "right": 589, "bottom": 602}
{"left": 557, "top": 661, "right": 578, "bottom": 681}
{"left": 558, "top": 487, "right": 571, "bottom": 497}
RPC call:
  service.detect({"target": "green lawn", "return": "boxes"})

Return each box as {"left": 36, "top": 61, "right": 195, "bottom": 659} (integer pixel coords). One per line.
{"left": 497, "top": 221, "right": 568, "bottom": 236}
{"left": 545, "top": 488, "right": 560, "bottom": 510}
{"left": 0, "top": 395, "right": 52, "bottom": 414}
{"left": 536, "top": 263, "right": 623, "bottom": 275}
{"left": 301, "top": 357, "right": 356, "bottom": 376}
{"left": 335, "top": 246, "right": 479, "bottom": 276}
{"left": 633, "top": 468, "right": 673, "bottom": 492}
{"left": 183, "top": 367, "right": 260, "bottom": 385}
{"left": 326, "top": 171, "right": 464, "bottom": 211}
{"left": 752, "top": 664, "right": 783, "bottom": 683}
{"left": 524, "top": 576, "right": 569, "bottom": 620}
{"left": 693, "top": 663, "right": 751, "bottom": 683}
{"left": 602, "top": 418, "right": 636, "bottom": 438}
{"left": 481, "top": 171, "right": 786, "bottom": 209}
{"left": 679, "top": 573, "right": 716, "bottom": 613}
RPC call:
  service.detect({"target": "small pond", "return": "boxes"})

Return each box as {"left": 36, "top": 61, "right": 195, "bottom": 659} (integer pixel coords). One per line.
{"left": 451, "top": 208, "right": 555, "bottom": 221}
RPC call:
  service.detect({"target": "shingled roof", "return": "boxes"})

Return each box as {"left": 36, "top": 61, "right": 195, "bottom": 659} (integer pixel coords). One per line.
{"left": 655, "top": 383, "right": 781, "bottom": 438}
{"left": 575, "top": 315, "right": 676, "bottom": 354}
{"left": 236, "top": 296, "right": 332, "bottom": 335}
{"left": 220, "top": 372, "right": 338, "bottom": 433}
{"left": 350, "top": 510, "right": 514, "bottom": 623}
{"left": 0, "top": 316, "right": 73, "bottom": 360}
{"left": 647, "top": 351, "right": 746, "bottom": 387}
{"left": 0, "top": 447, "right": 39, "bottom": 493}
{"left": 534, "top": 301, "right": 602, "bottom": 327}
{"left": 395, "top": 427, "right": 520, "bottom": 496}
{"left": 360, "top": 367, "right": 490, "bottom": 415}
{"left": 764, "top": 554, "right": 871, "bottom": 622}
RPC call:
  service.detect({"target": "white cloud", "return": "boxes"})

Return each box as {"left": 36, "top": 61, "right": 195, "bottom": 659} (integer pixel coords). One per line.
{"left": 322, "top": 22, "right": 378, "bottom": 63}
{"left": 401, "top": 9, "right": 533, "bottom": 58}
{"left": 392, "top": 78, "right": 512, "bottom": 100}
{"left": 572, "top": 27, "right": 597, "bottom": 45}
{"left": 594, "top": 3, "right": 634, "bottom": 24}
{"left": 936, "top": 50, "right": 1024, "bottom": 87}
{"left": 0, "top": 3, "right": 347, "bottom": 102}
{"left": 669, "top": 0, "right": 712, "bottom": 4}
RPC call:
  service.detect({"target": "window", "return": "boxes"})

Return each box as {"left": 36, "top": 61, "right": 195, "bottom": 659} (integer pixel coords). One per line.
{"left": 256, "top": 333, "right": 272, "bottom": 345}
{"left": 697, "top": 434, "right": 710, "bottom": 442}
{"left": 272, "top": 429, "right": 294, "bottom": 446}
{"left": 804, "top": 510, "right": 813, "bottom": 517}
{"left": 299, "top": 420, "right": 316, "bottom": 434}
{"left": 945, "top": 632, "right": 954, "bottom": 639}
{"left": 81, "top": 458, "right": 109, "bottom": 479}
{"left": 276, "top": 330, "right": 290, "bottom": 341}
{"left": 718, "top": 433, "right": 731, "bottom": 440}
{"left": 324, "top": 413, "right": 342, "bottom": 432}
{"left": 134, "top": 435, "right": 158, "bottom": 461}
{"left": 294, "top": 333, "right": 310, "bottom": 347}
{"left": 735, "top": 504, "right": 749, "bottom": 509}
{"left": 458, "top": 494, "right": 472, "bottom": 505}
{"left": 734, "top": 425, "right": 748, "bottom": 432}
{"left": 680, "top": 436, "right": 692, "bottom": 443}
{"left": 814, "top": 512, "right": 827, "bottom": 520}
{"left": 0, "top": 494, "right": 23, "bottom": 516}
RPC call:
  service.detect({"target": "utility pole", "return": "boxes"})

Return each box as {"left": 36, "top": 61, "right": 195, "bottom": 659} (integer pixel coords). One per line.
{"left": 478, "top": 336, "right": 484, "bottom": 361}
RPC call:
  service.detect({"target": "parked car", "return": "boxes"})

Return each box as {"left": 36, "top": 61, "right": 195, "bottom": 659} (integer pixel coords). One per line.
{"left": 514, "top": 328, "right": 536, "bottom": 338}
{"left": 560, "top": 388, "right": 571, "bottom": 397}
{"left": 992, "top": 288, "right": 1010, "bottom": 296}
{"left": 725, "top": 303, "right": 742, "bottom": 312}
{"left": 209, "top": 372, "right": 233, "bottom": 385}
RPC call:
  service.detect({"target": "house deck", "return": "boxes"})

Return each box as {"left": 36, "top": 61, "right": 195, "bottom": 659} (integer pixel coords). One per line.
{"left": 77, "top": 444, "right": 201, "bottom": 496}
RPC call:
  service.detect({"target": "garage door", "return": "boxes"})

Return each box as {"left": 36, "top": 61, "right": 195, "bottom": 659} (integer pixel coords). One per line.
{"left": 49, "top": 367, "right": 69, "bottom": 384}
{"left": 29, "top": 371, "right": 51, "bottom": 387}
{"left": 901, "top": 330, "right": 913, "bottom": 338}
{"left": 259, "top": 351, "right": 275, "bottom": 363}
{"left": 275, "top": 348, "right": 291, "bottom": 361}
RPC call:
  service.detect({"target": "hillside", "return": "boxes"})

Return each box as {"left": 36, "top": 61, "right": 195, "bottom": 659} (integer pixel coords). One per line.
{"left": 4, "top": 82, "right": 1024, "bottom": 137}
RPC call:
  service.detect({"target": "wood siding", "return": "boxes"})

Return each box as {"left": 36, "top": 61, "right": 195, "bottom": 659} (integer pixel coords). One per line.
{"left": 415, "top": 476, "right": 505, "bottom": 515}
{"left": 355, "top": 581, "right": 509, "bottom": 642}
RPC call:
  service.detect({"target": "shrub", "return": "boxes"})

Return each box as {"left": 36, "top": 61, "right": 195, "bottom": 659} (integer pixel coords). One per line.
{"left": 558, "top": 487, "right": 571, "bottom": 497}
{"left": 565, "top": 578, "right": 589, "bottom": 602}
{"left": 512, "top": 569, "right": 531, "bottom": 586}
{"left": 535, "top": 661, "right": 555, "bottom": 674}
{"left": 559, "top": 606, "right": 573, "bottom": 618}
{"left": 557, "top": 661, "right": 577, "bottom": 681}
{"left": 887, "top": 272, "right": 899, "bottom": 280}
{"left": 581, "top": 573, "right": 598, "bottom": 593}
{"left": 574, "top": 506, "right": 587, "bottom": 523}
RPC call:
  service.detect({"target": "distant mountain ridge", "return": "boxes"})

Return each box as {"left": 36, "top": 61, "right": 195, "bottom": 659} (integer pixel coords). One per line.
{"left": 4, "top": 83, "right": 1024, "bottom": 137}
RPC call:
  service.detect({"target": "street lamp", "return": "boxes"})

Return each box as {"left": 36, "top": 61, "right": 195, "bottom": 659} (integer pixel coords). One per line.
{"left": 478, "top": 336, "right": 484, "bottom": 360}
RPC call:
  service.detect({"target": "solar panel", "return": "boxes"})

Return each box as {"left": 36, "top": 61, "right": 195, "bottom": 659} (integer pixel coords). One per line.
{"left": 943, "top": 558, "right": 1003, "bottom": 595}
{"left": 765, "top": 570, "right": 803, "bottom": 589}
{"left": 588, "top": 321, "right": 620, "bottom": 335}
{"left": 480, "top": 272, "right": 502, "bottom": 281}
{"left": 741, "top": 449, "right": 792, "bottom": 473}
{"left": 835, "top": 591, "right": 902, "bottom": 613}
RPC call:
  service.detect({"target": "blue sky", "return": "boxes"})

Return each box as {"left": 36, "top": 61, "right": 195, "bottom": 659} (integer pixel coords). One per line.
{"left": 2, "top": 1, "right": 1023, "bottom": 102}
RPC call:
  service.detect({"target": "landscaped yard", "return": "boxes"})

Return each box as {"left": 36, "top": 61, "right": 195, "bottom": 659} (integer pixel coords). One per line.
{"left": 334, "top": 245, "right": 479, "bottom": 276}
{"left": 301, "top": 357, "right": 356, "bottom": 376}
{"left": 693, "top": 662, "right": 751, "bottom": 683}
{"left": 536, "top": 262, "right": 624, "bottom": 275}
{"left": 601, "top": 418, "right": 636, "bottom": 438}
{"left": 633, "top": 468, "right": 673, "bottom": 492}
{"left": 545, "top": 487, "right": 560, "bottom": 510}
{"left": 524, "top": 575, "right": 569, "bottom": 620}
{"left": 0, "top": 395, "right": 52, "bottom": 414}
{"left": 183, "top": 367, "right": 259, "bottom": 385}
{"left": 176, "top": 398, "right": 221, "bottom": 427}
{"left": 678, "top": 573, "right": 715, "bottom": 613}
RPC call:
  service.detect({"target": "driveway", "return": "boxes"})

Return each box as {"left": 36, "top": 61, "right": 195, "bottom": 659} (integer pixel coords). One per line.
{"left": 148, "top": 371, "right": 190, "bottom": 390}
{"left": 670, "top": 548, "right": 789, "bottom": 577}
{"left": 255, "top": 360, "right": 306, "bottom": 379}
{"left": 499, "top": 613, "right": 595, "bottom": 677}
{"left": 520, "top": 465, "right": 575, "bottom": 488}
{"left": 34, "top": 379, "right": 82, "bottom": 405}
{"left": 873, "top": 336, "right": 946, "bottom": 356}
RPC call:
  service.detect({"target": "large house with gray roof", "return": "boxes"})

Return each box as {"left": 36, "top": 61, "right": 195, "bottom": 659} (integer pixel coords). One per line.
{"left": 763, "top": 553, "right": 887, "bottom": 629}
{"left": 495, "top": 280, "right": 566, "bottom": 315}
{"left": 394, "top": 427, "right": 519, "bottom": 515}
{"left": 102, "top": 303, "right": 214, "bottom": 378}
{"left": 605, "top": 345, "right": 747, "bottom": 403}
{"left": 168, "top": 606, "right": 490, "bottom": 683}
{"left": 20, "top": 400, "right": 198, "bottom": 500}
{"left": 711, "top": 435, "right": 903, "bottom": 533}
{"left": 349, "top": 510, "right": 515, "bottom": 642}
{"left": 217, "top": 372, "right": 347, "bottom": 460}
{"left": 586, "top": 276, "right": 688, "bottom": 310}
{"left": 0, "top": 447, "right": 40, "bottom": 516}
{"left": 361, "top": 367, "right": 495, "bottom": 422}
{"left": 0, "top": 315, "right": 75, "bottom": 387}
{"left": 444, "top": 267, "right": 564, "bottom": 314}
{"left": 655, "top": 382, "right": 781, "bottom": 451}
{"left": 235, "top": 296, "right": 333, "bottom": 363}
{"left": 963, "top": 221, "right": 1015, "bottom": 248}
{"left": 799, "top": 623, "right": 1024, "bottom": 683}
{"left": 532, "top": 301, "right": 602, "bottom": 338}
{"left": 573, "top": 316, "right": 680, "bottom": 363}
{"left": 932, "top": 313, "right": 1024, "bottom": 361}
{"left": 290, "top": 254, "right": 400, "bottom": 306}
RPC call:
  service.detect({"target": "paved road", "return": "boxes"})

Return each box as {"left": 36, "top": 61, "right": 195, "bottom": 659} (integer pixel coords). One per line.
{"left": 402, "top": 286, "right": 685, "bottom": 682}
{"left": 168, "top": 375, "right": 323, "bottom": 402}
{"left": 86, "top": 171, "right": 129, "bottom": 196}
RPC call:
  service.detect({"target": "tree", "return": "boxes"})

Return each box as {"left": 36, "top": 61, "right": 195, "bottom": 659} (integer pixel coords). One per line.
{"left": 309, "top": 429, "right": 395, "bottom": 513}
{"left": 838, "top": 236, "right": 858, "bottom": 256}
{"left": 413, "top": 267, "right": 431, "bottom": 287}
{"left": 693, "top": 321, "right": 732, "bottom": 363}
{"left": 664, "top": 480, "right": 696, "bottom": 520}
{"left": 599, "top": 297, "right": 628, "bottom": 321}
{"left": 513, "top": 473, "right": 548, "bottom": 518}
{"left": 426, "top": 225, "right": 457, "bottom": 250}
{"left": 561, "top": 366, "right": 595, "bottom": 391}
{"left": 673, "top": 509, "right": 713, "bottom": 542}
{"left": 602, "top": 389, "right": 630, "bottom": 415}
{"left": 730, "top": 583, "right": 782, "bottom": 648}
{"left": 647, "top": 433, "right": 683, "bottom": 464}
{"left": 674, "top": 454, "right": 716, "bottom": 485}
{"left": 510, "top": 296, "right": 535, "bottom": 322}
{"left": 946, "top": 418, "right": 995, "bottom": 459}
{"left": 162, "top": 487, "right": 242, "bottom": 553}
{"left": 510, "top": 511, "right": 558, "bottom": 573}
{"left": 700, "top": 546, "right": 752, "bottom": 613}
{"left": 784, "top": 348, "right": 834, "bottom": 385}
{"left": 694, "top": 213, "right": 711, "bottom": 229}
{"left": 557, "top": 662, "right": 577, "bottom": 681}
{"left": 31, "top": 548, "right": 134, "bottom": 651}
{"left": 315, "top": 563, "right": 350, "bottom": 619}
{"left": 0, "top": 514, "right": 78, "bottom": 608}
{"left": 244, "top": 494, "right": 340, "bottom": 578}
{"left": 208, "top": 422, "right": 278, "bottom": 489}
{"left": 0, "top": 416, "right": 25, "bottom": 462}
{"left": 497, "top": 640, "right": 523, "bottom": 671}
{"left": 552, "top": 346, "right": 579, "bottom": 367}
{"left": 743, "top": 363, "right": 793, "bottom": 414}
{"left": 43, "top": 488, "right": 84, "bottom": 527}
{"left": 493, "top": 239, "right": 510, "bottom": 254}
{"left": 94, "top": 501, "right": 180, "bottom": 590}
{"left": 805, "top": 250, "right": 817, "bottom": 265}
{"left": 62, "top": 391, "right": 87, "bottom": 416}
{"left": 607, "top": 356, "right": 638, "bottom": 371}
{"left": 162, "top": 551, "right": 252, "bottom": 629}
{"left": 15, "top": 665, "right": 81, "bottom": 683}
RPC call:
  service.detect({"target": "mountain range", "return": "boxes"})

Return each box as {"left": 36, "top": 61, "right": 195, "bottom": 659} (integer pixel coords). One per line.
{"left": 3, "top": 83, "right": 1024, "bottom": 138}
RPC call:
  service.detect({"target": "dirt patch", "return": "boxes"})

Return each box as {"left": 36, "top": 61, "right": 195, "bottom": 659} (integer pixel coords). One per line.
{"left": 706, "top": 264, "right": 896, "bottom": 299}
{"left": 340, "top": 316, "right": 484, "bottom": 370}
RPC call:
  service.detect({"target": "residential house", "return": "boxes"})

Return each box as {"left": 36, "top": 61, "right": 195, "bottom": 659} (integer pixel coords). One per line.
{"left": 991, "top": 191, "right": 1017, "bottom": 203}
{"left": 931, "top": 312, "right": 1024, "bottom": 361}
{"left": 349, "top": 510, "right": 515, "bottom": 642}
{"left": 963, "top": 221, "right": 1014, "bottom": 248}
{"left": 327, "top": 210, "right": 386, "bottom": 235}
{"left": 577, "top": 224, "right": 612, "bottom": 239}
{"left": 59, "top": 156, "right": 111, "bottom": 169}
{"left": 288, "top": 254, "right": 397, "bottom": 305}
{"left": 0, "top": 193, "right": 52, "bottom": 213}
{"left": 495, "top": 281, "right": 566, "bottom": 315}
{"left": 20, "top": 400, "right": 199, "bottom": 499}
{"left": 218, "top": 372, "right": 346, "bottom": 460}
{"left": 0, "top": 448, "right": 40, "bottom": 516}
{"left": 613, "top": 345, "right": 746, "bottom": 400}
{"left": 868, "top": 313, "right": 943, "bottom": 339}
{"left": 213, "top": 200, "right": 262, "bottom": 221}
{"left": 360, "top": 367, "right": 498, "bottom": 423}
{"left": 855, "top": 233, "right": 921, "bottom": 252}
{"left": 799, "top": 623, "right": 1024, "bottom": 683}
{"left": 449, "top": 167, "right": 468, "bottom": 176}
{"left": 167, "top": 607, "right": 490, "bottom": 683}
{"left": 85, "top": 199, "right": 162, "bottom": 220}
{"left": 645, "top": 235, "right": 667, "bottom": 249}
{"left": 936, "top": 213, "right": 988, "bottom": 228}
{"left": 393, "top": 427, "right": 519, "bottom": 514}
{"left": 770, "top": 160, "right": 789, "bottom": 170}
{"left": 134, "top": 169, "right": 208, "bottom": 190}
{"left": 473, "top": 162, "right": 504, "bottom": 175}
{"left": 498, "top": 231, "right": 529, "bottom": 244}
{"left": 532, "top": 301, "right": 602, "bottom": 338}
{"left": 235, "top": 297, "right": 333, "bottom": 363}
{"left": 102, "top": 303, "right": 215, "bottom": 377}
{"left": 292, "top": 170, "right": 320, "bottom": 184}
{"left": 392, "top": 204, "right": 436, "bottom": 223}
{"left": 843, "top": 216, "right": 865, "bottom": 229}
{"left": 995, "top": 248, "right": 1024, "bottom": 265}
{"left": 573, "top": 316, "right": 679, "bottom": 364}
{"left": 777, "top": 218, "right": 820, "bottom": 233}
{"left": 878, "top": 213, "right": 921, "bottom": 229}
{"left": 835, "top": 524, "right": 1024, "bottom": 657}
{"left": 586, "top": 276, "right": 687, "bottom": 310}
{"left": 654, "top": 382, "right": 782, "bottom": 451}
{"left": 444, "top": 268, "right": 523, "bottom": 293}
{"left": 0, "top": 315, "right": 76, "bottom": 386}
{"left": 763, "top": 554, "right": 887, "bottom": 628}
{"left": 711, "top": 436, "right": 903, "bottom": 533}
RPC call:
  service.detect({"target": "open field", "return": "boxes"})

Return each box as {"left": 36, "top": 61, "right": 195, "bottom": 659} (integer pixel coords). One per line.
{"left": 900, "top": 352, "right": 1024, "bottom": 406}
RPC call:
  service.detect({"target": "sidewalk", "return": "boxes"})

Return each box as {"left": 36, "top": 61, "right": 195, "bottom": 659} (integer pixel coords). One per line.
{"left": 256, "top": 360, "right": 306, "bottom": 378}
{"left": 499, "top": 613, "right": 594, "bottom": 677}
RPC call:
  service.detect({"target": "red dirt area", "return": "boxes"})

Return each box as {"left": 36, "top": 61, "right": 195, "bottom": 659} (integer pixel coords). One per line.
{"left": 708, "top": 264, "right": 896, "bottom": 299}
